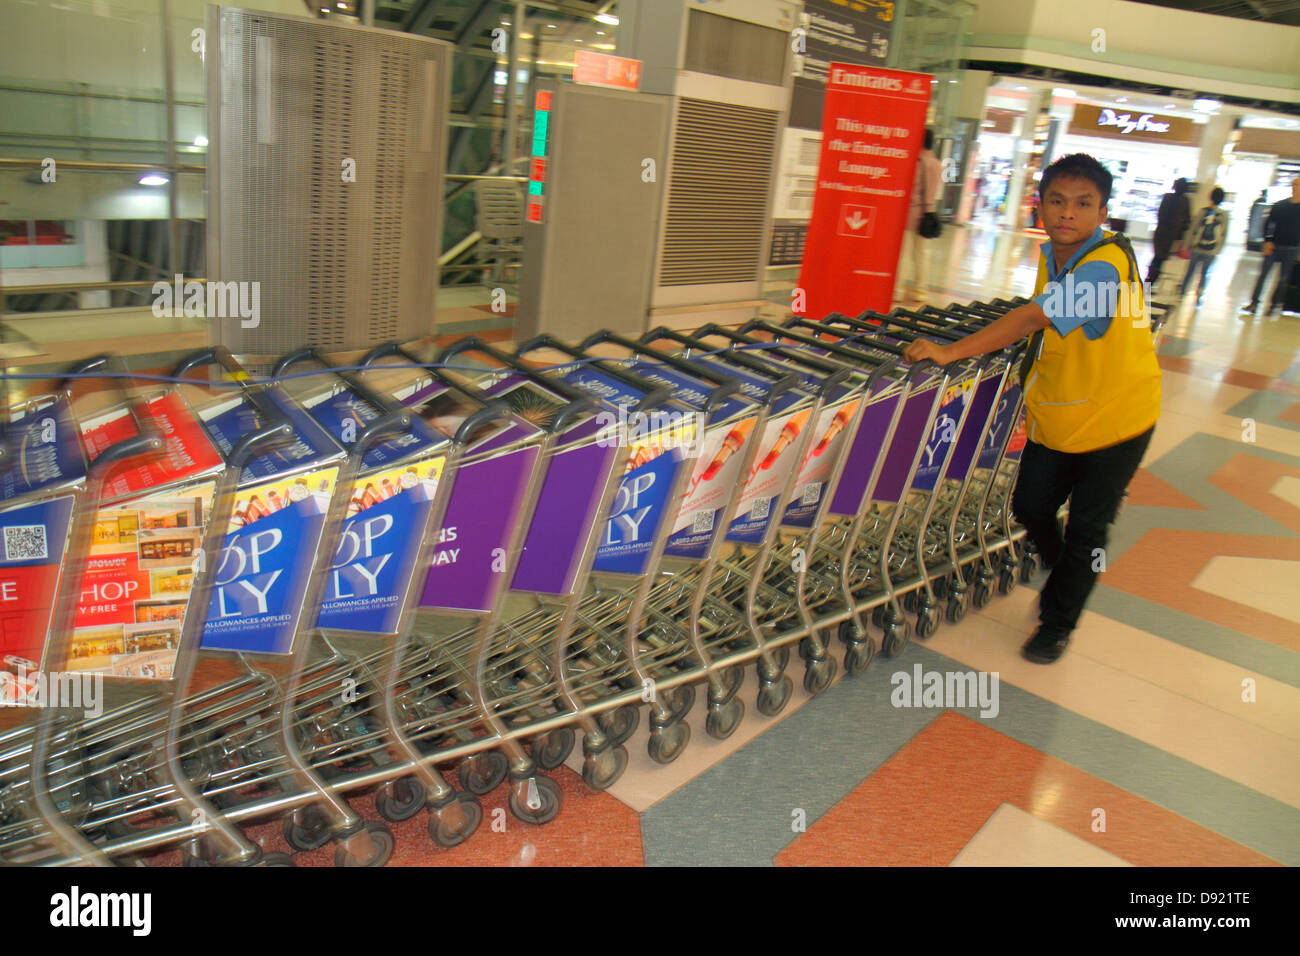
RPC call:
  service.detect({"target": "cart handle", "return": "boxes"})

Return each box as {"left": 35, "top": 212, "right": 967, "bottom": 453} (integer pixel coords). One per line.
{"left": 514, "top": 334, "right": 675, "bottom": 410}
{"left": 576, "top": 328, "right": 744, "bottom": 414}
{"left": 170, "top": 347, "right": 298, "bottom": 468}
{"left": 436, "top": 337, "right": 599, "bottom": 434}
{"left": 272, "top": 347, "right": 414, "bottom": 447}
{"left": 639, "top": 326, "right": 836, "bottom": 399}
{"left": 358, "top": 340, "right": 503, "bottom": 414}
{"left": 56, "top": 354, "right": 166, "bottom": 476}
{"left": 451, "top": 399, "right": 516, "bottom": 445}
{"left": 694, "top": 323, "right": 842, "bottom": 377}
{"left": 839, "top": 311, "right": 1024, "bottom": 363}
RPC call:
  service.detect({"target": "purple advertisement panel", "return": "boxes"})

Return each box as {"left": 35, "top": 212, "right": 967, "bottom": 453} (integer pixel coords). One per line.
{"left": 201, "top": 465, "right": 338, "bottom": 654}
{"left": 592, "top": 449, "right": 683, "bottom": 576}
{"left": 942, "top": 375, "right": 1000, "bottom": 482}
{"left": 512, "top": 441, "right": 618, "bottom": 595}
{"left": 912, "top": 381, "right": 972, "bottom": 492}
{"left": 419, "top": 446, "right": 539, "bottom": 612}
{"left": 871, "top": 387, "right": 939, "bottom": 504}
{"left": 824, "top": 394, "right": 898, "bottom": 519}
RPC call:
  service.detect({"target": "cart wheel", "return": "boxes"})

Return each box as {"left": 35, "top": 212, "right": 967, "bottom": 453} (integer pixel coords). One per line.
{"left": 582, "top": 745, "right": 629, "bottom": 791}
{"left": 802, "top": 656, "right": 837, "bottom": 696}
{"left": 334, "top": 820, "right": 394, "bottom": 868}
{"left": 427, "top": 791, "right": 482, "bottom": 849}
{"left": 507, "top": 775, "right": 562, "bottom": 826}
{"left": 1020, "top": 553, "right": 1039, "bottom": 583}
{"left": 755, "top": 675, "right": 793, "bottom": 716}
{"left": 902, "top": 590, "right": 919, "bottom": 614}
{"left": 882, "top": 621, "right": 910, "bottom": 658}
{"left": 946, "top": 592, "right": 969, "bottom": 624}
{"left": 933, "top": 574, "right": 950, "bottom": 600}
{"left": 375, "top": 776, "right": 427, "bottom": 823}
{"left": 872, "top": 604, "right": 889, "bottom": 628}
{"left": 757, "top": 645, "right": 790, "bottom": 682}
{"left": 596, "top": 704, "right": 640, "bottom": 748}
{"left": 972, "top": 581, "right": 993, "bottom": 609}
{"left": 916, "top": 606, "right": 940, "bottom": 640}
{"left": 844, "top": 639, "right": 876, "bottom": 676}
{"left": 459, "top": 750, "right": 508, "bottom": 796}
{"left": 997, "top": 567, "right": 1017, "bottom": 595}
{"left": 666, "top": 683, "right": 695, "bottom": 724}
{"left": 647, "top": 720, "right": 691, "bottom": 765}
{"left": 797, "top": 636, "right": 819, "bottom": 661}
{"left": 712, "top": 665, "right": 744, "bottom": 706}
{"left": 531, "top": 727, "right": 576, "bottom": 771}
{"left": 705, "top": 696, "right": 744, "bottom": 740}
{"left": 283, "top": 804, "right": 333, "bottom": 852}
{"left": 837, "top": 620, "right": 862, "bottom": 646}
{"left": 258, "top": 852, "right": 296, "bottom": 867}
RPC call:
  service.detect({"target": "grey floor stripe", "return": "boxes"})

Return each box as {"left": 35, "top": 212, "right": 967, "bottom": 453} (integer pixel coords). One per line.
{"left": 641, "top": 643, "right": 1300, "bottom": 866}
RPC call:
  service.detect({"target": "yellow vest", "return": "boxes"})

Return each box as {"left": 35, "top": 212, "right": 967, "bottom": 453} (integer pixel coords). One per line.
{"left": 1025, "top": 234, "right": 1162, "bottom": 453}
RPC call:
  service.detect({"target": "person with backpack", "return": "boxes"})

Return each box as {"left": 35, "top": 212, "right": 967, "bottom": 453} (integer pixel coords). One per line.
{"left": 1180, "top": 186, "right": 1228, "bottom": 303}
{"left": 902, "top": 154, "right": 1161, "bottom": 665}
{"left": 1146, "top": 177, "right": 1192, "bottom": 287}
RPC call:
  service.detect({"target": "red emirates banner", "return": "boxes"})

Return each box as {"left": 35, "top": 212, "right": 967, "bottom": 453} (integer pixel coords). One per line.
{"left": 797, "top": 64, "right": 932, "bottom": 318}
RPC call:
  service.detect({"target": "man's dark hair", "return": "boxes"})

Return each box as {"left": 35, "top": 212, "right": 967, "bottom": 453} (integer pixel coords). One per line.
{"left": 923, "top": 128, "right": 934, "bottom": 151}
{"left": 1038, "top": 153, "right": 1113, "bottom": 205}
{"left": 1210, "top": 186, "right": 1225, "bottom": 205}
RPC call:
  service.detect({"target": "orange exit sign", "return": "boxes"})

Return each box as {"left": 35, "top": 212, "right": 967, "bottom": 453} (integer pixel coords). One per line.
{"left": 573, "top": 50, "right": 642, "bottom": 91}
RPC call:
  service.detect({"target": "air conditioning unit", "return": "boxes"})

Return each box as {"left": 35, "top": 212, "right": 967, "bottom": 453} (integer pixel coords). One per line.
{"left": 206, "top": 6, "right": 452, "bottom": 360}
{"left": 618, "top": 0, "right": 800, "bottom": 329}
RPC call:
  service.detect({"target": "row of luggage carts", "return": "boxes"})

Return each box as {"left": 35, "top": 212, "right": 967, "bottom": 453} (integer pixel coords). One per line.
{"left": 0, "top": 296, "right": 1159, "bottom": 866}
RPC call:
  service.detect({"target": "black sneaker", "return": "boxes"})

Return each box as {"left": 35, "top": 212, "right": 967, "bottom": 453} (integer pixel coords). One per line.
{"left": 1240, "top": 302, "right": 1258, "bottom": 314}
{"left": 1021, "top": 627, "right": 1070, "bottom": 664}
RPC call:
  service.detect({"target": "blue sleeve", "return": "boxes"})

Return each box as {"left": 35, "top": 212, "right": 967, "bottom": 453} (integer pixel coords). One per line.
{"left": 1032, "top": 260, "right": 1122, "bottom": 339}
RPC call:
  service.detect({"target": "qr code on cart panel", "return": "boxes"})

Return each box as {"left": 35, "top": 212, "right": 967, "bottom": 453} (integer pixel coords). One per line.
{"left": 750, "top": 497, "right": 771, "bottom": 521}
{"left": 801, "top": 482, "right": 823, "bottom": 506}
{"left": 4, "top": 525, "right": 48, "bottom": 561}
{"left": 692, "top": 510, "right": 714, "bottom": 534}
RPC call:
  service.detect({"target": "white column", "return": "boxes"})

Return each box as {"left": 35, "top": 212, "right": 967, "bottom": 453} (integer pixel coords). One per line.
{"left": 1002, "top": 87, "right": 1049, "bottom": 230}
{"left": 1190, "top": 110, "right": 1240, "bottom": 209}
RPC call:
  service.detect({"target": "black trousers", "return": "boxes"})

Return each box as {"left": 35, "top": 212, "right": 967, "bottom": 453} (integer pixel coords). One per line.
{"left": 1011, "top": 426, "right": 1154, "bottom": 634}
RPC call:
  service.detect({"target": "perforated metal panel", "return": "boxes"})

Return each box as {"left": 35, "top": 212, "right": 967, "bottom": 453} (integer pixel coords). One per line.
{"left": 657, "top": 98, "right": 780, "bottom": 287}
{"left": 207, "top": 7, "right": 451, "bottom": 356}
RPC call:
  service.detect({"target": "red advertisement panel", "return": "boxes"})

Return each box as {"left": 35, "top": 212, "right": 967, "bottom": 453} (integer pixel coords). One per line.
{"left": 797, "top": 64, "right": 932, "bottom": 318}
{"left": 81, "top": 392, "right": 223, "bottom": 499}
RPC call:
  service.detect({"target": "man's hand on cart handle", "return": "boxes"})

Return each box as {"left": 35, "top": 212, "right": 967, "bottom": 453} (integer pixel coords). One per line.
{"left": 902, "top": 302, "right": 1050, "bottom": 365}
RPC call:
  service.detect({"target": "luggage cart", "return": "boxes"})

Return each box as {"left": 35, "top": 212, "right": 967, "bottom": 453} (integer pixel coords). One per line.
{"left": 639, "top": 325, "right": 898, "bottom": 688}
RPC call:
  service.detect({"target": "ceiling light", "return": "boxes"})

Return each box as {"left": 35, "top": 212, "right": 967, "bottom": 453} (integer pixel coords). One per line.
{"left": 1014, "top": 86, "right": 1027, "bottom": 91}
{"left": 1052, "top": 87, "right": 1076, "bottom": 97}
{"left": 546, "top": 23, "right": 555, "bottom": 29}
{"left": 1193, "top": 97, "right": 1221, "bottom": 112}
{"left": 595, "top": 29, "right": 605, "bottom": 35}
{"left": 1116, "top": 96, "right": 1128, "bottom": 103}
{"left": 139, "top": 173, "right": 169, "bottom": 186}
{"left": 1164, "top": 103, "right": 1176, "bottom": 109}
{"left": 595, "top": 13, "right": 619, "bottom": 25}
{"left": 193, "top": 134, "right": 208, "bottom": 147}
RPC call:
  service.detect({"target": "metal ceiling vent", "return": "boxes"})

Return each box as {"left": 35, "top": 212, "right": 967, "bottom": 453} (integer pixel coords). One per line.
{"left": 207, "top": 7, "right": 451, "bottom": 356}
{"left": 658, "top": 97, "right": 781, "bottom": 287}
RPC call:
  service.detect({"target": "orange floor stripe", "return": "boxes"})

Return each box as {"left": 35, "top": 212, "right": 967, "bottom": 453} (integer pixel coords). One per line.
{"left": 776, "top": 712, "right": 1279, "bottom": 867}
{"left": 1104, "top": 529, "right": 1300, "bottom": 651}
{"left": 1209, "top": 453, "right": 1300, "bottom": 535}
{"left": 1157, "top": 355, "right": 1300, "bottom": 397}
{"left": 1125, "top": 468, "right": 1205, "bottom": 510}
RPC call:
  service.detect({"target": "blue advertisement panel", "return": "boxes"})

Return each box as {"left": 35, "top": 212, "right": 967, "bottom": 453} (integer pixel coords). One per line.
{"left": 200, "top": 466, "right": 338, "bottom": 654}
{"left": 201, "top": 389, "right": 340, "bottom": 480}
{"left": 978, "top": 384, "right": 1026, "bottom": 470}
{"left": 627, "top": 362, "right": 751, "bottom": 423}
{"left": 912, "top": 382, "right": 972, "bottom": 492}
{"left": 305, "top": 388, "right": 443, "bottom": 469}
{"left": 0, "top": 399, "right": 85, "bottom": 501}
{"left": 592, "top": 448, "right": 682, "bottom": 576}
{"left": 317, "top": 457, "right": 445, "bottom": 635}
